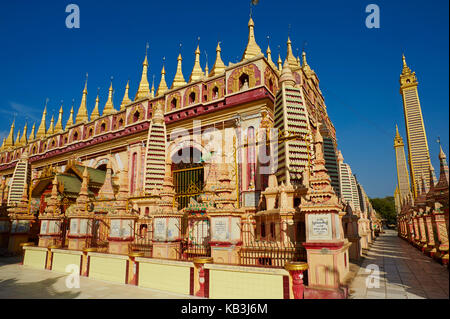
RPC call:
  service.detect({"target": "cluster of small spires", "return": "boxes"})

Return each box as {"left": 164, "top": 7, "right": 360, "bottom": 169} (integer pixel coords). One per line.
{"left": 1, "top": 17, "right": 312, "bottom": 152}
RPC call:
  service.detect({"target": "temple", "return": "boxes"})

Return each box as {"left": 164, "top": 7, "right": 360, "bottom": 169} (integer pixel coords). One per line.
{"left": 395, "top": 55, "right": 449, "bottom": 265}
{"left": 0, "top": 18, "right": 381, "bottom": 299}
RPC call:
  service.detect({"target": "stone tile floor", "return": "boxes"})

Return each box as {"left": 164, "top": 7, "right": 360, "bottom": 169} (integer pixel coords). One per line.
{"left": 0, "top": 257, "right": 199, "bottom": 299}
{"left": 349, "top": 229, "right": 449, "bottom": 299}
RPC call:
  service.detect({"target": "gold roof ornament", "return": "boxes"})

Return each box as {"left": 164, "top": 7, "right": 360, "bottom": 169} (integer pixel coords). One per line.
{"left": 286, "top": 37, "right": 298, "bottom": 69}
{"left": 76, "top": 74, "right": 89, "bottom": 124}
{"left": 0, "top": 138, "right": 5, "bottom": 151}
{"left": 66, "top": 101, "right": 74, "bottom": 128}
{"left": 401, "top": 53, "right": 412, "bottom": 75}
{"left": 241, "top": 17, "right": 262, "bottom": 61}
{"left": 266, "top": 40, "right": 276, "bottom": 70}
{"left": 302, "top": 50, "right": 313, "bottom": 74}
{"left": 19, "top": 122, "right": 28, "bottom": 146}
{"left": 14, "top": 129, "right": 21, "bottom": 147}
{"left": 48, "top": 115, "right": 55, "bottom": 136}
{"left": 28, "top": 122, "right": 36, "bottom": 141}
{"left": 171, "top": 52, "right": 187, "bottom": 89}
{"left": 5, "top": 120, "right": 15, "bottom": 148}
{"left": 121, "top": 80, "right": 132, "bottom": 110}
{"left": 277, "top": 53, "right": 282, "bottom": 72}
{"left": 209, "top": 42, "right": 226, "bottom": 77}
{"left": 135, "top": 43, "right": 151, "bottom": 100}
{"left": 54, "top": 103, "right": 64, "bottom": 133}
{"left": 150, "top": 75, "right": 155, "bottom": 98}
{"left": 36, "top": 101, "right": 48, "bottom": 139}
{"left": 103, "top": 77, "right": 116, "bottom": 116}
{"left": 189, "top": 42, "right": 204, "bottom": 83}
{"left": 156, "top": 61, "right": 168, "bottom": 96}
{"left": 91, "top": 89, "right": 100, "bottom": 120}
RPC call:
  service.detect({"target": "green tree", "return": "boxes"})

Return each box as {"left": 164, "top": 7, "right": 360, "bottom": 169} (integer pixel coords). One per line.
{"left": 369, "top": 196, "right": 396, "bottom": 225}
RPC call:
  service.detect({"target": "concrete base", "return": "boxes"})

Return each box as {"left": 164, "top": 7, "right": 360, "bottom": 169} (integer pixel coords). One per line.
{"left": 152, "top": 242, "right": 181, "bottom": 259}
{"left": 347, "top": 237, "right": 361, "bottom": 261}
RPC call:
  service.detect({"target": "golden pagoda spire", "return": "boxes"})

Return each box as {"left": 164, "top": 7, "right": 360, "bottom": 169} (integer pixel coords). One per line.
{"left": 54, "top": 103, "right": 64, "bottom": 133}
{"left": 210, "top": 42, "right": 226, "bottom": 77}
{"left": 103, "top": 77, "right": 116, "bottom": 115}
{"left": 14, "top": 129, "right": 21, "bottom": 147}
{"left": 286, "top": 37, "right": 298, "bottom": 69}
{"left": 91, "top": 88, "right": 100, "bottom": 120}
{"left": 121, "top": 80, "right": 132, "bottom": 110}
{"left": 156, "top": 60, "right": 168, "bottom": 96}
{"left": 66, "top": 101, "right": 74, "bottom": 128}
{"left": 28, "top": 122, "right": 36, "bottom": 141}
{"left": 0, "top": 138, "right": 5, "bottom": 151}
{"left": 279, "top": 59, "right": 296, "bottom": 88}
{"left": 48, "top": 115, "right": 55, "bottom": 135}
{"left": 19, "top": 122, "right": 28, "bottom": 146}
{"left": 5, "top": 120, "right": 15, "bottom": 148}
{"left": 401, "top": 53, "right": 412, "bottom": 75}
{"left": 150, "top": 75, "right": 155, "bottom": 98}
{"left": 36, "top": 100, "right": 48, "bottom": 139}
{"left": 76, "top": 74, "right": 89, "bottom": 123}
{"left": 277, "top": 53, "right": 282, "bottom": 72}
{"left": 135, "top": 43, "right": 151, "bottom": 100}
{"left": 302, "top": 50, "right": 313, "bottom": 74}
{"left": 266, "top": 37, "right": 276, "bottom": 70}
{"left": 189, "top": 40, "right": 204, "bottom": 83}
{"left": 171, "top": 49, "right": 186, "bottom": 89}
{"left": 241, "top": 17, "right": 262, "bottom": 61}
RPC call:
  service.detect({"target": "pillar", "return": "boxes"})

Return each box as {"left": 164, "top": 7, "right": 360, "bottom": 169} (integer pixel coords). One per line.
{"left": 193, "top": 257, "right": 213, "bottom": 298}
{"left": 127, "top": 252, "right": 144, "bottom": 285}
{"left": 285, "top": 261, "right": 308, "bottom": 299}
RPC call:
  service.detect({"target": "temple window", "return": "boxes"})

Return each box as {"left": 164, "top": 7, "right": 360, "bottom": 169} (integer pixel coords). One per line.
{"left": 189, "top": 92, "right": 196, "bottom": 104}
{"left": 261, "top": 222, "right": 266, "bottom": 239}
{"left": 268, "top": 79, "right": 274, "bottom": 92}
{"left": 64, "top": 137, "right": 68, "bottom": 144}
{"left": 118, "top": 118, "right": 124, "bottom": 128}
{"left": 100, "top": 123, "right": 106, "bottom": 133}
{"left": 89, "top": 128, "right": 93, "bottom": 137}
{"left": 212, "top": 86, "right": 219, "bottom": 99}
{"left": 133, "top": 111, "right": 140, "bottom": 122}
{"left": 51, "top": 140, "right": 55, "bottom": 148}
{"left": 239, "top": 73, "right": 250, "bottom": 90}
{"left": 171, "top": 98, "right": 177, "bottom": 110}
{"left": 145, "top": 207, "right": 149, "bottom": 216}
{"left": 32, "top": 146, "right": 36, "bottom": 154}
{"left": 139, "top": 224, "right": 148, "bottom": 237}
{"left": 73, "top": 132, "right": 78, "bottom": 141}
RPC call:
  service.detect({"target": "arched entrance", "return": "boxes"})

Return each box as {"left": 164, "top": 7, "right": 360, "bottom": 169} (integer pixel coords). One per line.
{"left": 171, "top": 147, "right": 204, "bottom": 209}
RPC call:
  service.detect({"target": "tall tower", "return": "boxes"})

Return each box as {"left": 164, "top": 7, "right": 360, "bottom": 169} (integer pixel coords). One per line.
{"left": 399, "top": 54, "right": 431, "bottom": 198}
{"left": 394, "top": 125, "right": 411, "bottom": 201}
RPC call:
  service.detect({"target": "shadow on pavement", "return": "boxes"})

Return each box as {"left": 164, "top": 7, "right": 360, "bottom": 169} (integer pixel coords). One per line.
{"left": 0, "top": 276, "right": 81, "bottom": 299}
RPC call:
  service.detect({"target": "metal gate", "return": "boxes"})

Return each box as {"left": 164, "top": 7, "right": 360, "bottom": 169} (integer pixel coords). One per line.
{"left": 173, "top": 166, "right": 204, "bottom": 210}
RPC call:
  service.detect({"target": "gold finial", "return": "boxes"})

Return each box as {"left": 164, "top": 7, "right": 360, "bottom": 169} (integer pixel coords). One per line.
{"left": 28, "top": 122, "right": 36, "bottom": 141}
{"left": 286, "top": 36, "right": 297, "bottom": 69}
{"left": 66, "top": 100, "right": 74, "bottom": 128}
{"left": 103, "top": 77, "right": 116, "bottom": 115}
{"left": 76, "top": 73, "right": 89, "bottom": 124}
{"left": 189, "top": 37, "right": 204, "bottom": 83}
{"left": 135, "top": 43, "right": 151, "bottom": 100}
{"left": 401, "top": 53, "right": 412, "bottom": 75}
{"left": 302, "top": 50, "right": 312, "bottom": 74}
{"left": 210, "top": 41, "right": 226, "bottom": 76}
{"left": 266, "top": 36, "right": 276, "bottom": 69}
{"left": 19, "top": 122, "right": 28, "bottom": 146}
{"left": 242, "top": 16, "right": 262, "bottom": 61}
{"left": 91, "top": 87, "right": 100, "bottom": 120}
{"left": 171, "top": 46, "right": 186, "bottom": 89}
{"left": 48, "top": 114, "right": 55, "bottom": 135}
{"left": 156, "top": 58, "right": 168, "bottom": 96}
{"left": 14, "top": 129, "right": 21, "bottom": 147}
{"left": 36, "top": 99, "right": 48, "bottom": 139}
{"left": 150, "top": 75, "right": 155, "bottom": 98}
{"left": 277, "top": 48, "right": 282, "bottom": 72}
{"left": 54, "top": 102, "right": 64, "bottom": 133}
{"left": 0, "top": 138, "right": 5, "bottom": 152}
{"left": 121, "top": 80, "right": 132, "bottom": 109}
{"left": 204, "top": 51, "right": 209, "bottom": 78}
{"left": 4, "top": 119, "right": 15, "bottom": 148}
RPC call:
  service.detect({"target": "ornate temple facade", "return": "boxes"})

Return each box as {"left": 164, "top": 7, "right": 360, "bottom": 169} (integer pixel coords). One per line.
{"left": 0, "top": 18, "right": 380, "bottom": 298}
{"left": 395, "top": 56, "right": 449, "bottom": 266}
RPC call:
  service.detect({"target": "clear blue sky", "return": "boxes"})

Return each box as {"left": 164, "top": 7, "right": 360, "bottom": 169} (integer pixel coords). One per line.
{"left": 0, "top": 0, "right": 448, "bottom": 198}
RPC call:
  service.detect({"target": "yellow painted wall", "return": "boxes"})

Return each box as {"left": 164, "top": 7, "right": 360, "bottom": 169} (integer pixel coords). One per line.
{"left": 89, "top": 255, "right": 127, "bottom": 284}
{"left": 139, "top": 262, "right": 190, "bottom": 295}
{"left": 209, "top": 269, "right": 284, "bottom": 299}
{"left": 52, "top": 252, "right": 82, "bottom": 274}
{"left": 23, "top": 249, "right": 47, "bottom": 270}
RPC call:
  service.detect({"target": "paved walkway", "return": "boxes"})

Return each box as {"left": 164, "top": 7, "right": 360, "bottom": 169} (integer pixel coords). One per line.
{"left": 349, "top": 229, "right": 449, "bottom": 299}
{"left": 0, "top": 257, "right": 198, "bottom": 299}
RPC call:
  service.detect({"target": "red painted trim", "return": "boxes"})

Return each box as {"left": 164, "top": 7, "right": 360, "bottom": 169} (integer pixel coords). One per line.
{"left": 49, "top": 251, "right": 53, "bottom": 270}
{"left": 135, "top": 262, "right": 139, "bottom": 286}
{"left": 86, "top": 256, "right": 90, "bottom": 277}
{"left": 302, "top": 242, "right": 344, "bottom": 250}
{"left": 204, "top": 268, "right": 210, "bottom": 299}
{"left": 283, "top": 275, "right": 290, "bottom": 299}
{"left": 209, "top": 241, "right": 243, "bottom": 247}
{"left": 189, "top": 267, "right": 194, "bottom": 296}
{"left": 45, "top": 251, "right": 49, "bottom": 269}
{"left": 107, "top": 236, "right": 134, "bottom": 242}
{"left": 125, "top": 260, "right": 129, "bottom": 284}
{"left": 79, "top": 256, "right": 83, "bottom": 276}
